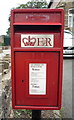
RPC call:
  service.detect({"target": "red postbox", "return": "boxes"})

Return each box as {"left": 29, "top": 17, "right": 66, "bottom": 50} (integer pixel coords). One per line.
{"left": 11, "top": 9, "right": 64, "bottom": 110}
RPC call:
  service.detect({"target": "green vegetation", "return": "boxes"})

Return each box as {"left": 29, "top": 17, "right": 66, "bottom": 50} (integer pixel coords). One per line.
{"left": 14, "top": 109, "right": 32, "bottom": 118}
{"left": 60, "top": 107, "right": 65, "bottom": 118}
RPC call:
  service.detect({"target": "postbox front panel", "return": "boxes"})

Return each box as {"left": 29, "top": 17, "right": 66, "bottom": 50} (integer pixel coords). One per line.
{"left": 14, "top": 51, "right": 59, "bottom": 107}
{"left": 11, "top": 9, "right": 64, "bottom": 110}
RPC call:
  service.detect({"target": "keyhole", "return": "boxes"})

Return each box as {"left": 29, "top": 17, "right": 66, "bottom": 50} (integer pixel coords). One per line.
{"left": 22, "top": 80, "right": 24, "bottom": 83}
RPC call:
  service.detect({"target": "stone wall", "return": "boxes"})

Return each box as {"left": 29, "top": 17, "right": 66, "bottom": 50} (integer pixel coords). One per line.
{"left": 55, "top": 0, "right": 74, "bottom": 33}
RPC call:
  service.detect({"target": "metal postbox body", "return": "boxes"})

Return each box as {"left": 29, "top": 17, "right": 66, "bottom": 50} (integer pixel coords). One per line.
{"left": 11, "top": 9, "right": 64, "bottom": 110}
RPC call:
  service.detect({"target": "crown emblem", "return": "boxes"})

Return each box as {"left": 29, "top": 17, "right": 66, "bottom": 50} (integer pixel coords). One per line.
{"left": 22, "top": 36, "right": 36, "bottom": 46}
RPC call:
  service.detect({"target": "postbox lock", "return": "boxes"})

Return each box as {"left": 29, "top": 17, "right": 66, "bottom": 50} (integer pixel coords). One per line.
{"left": 22, "top": 80, "right": 24, "bottom": 83}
